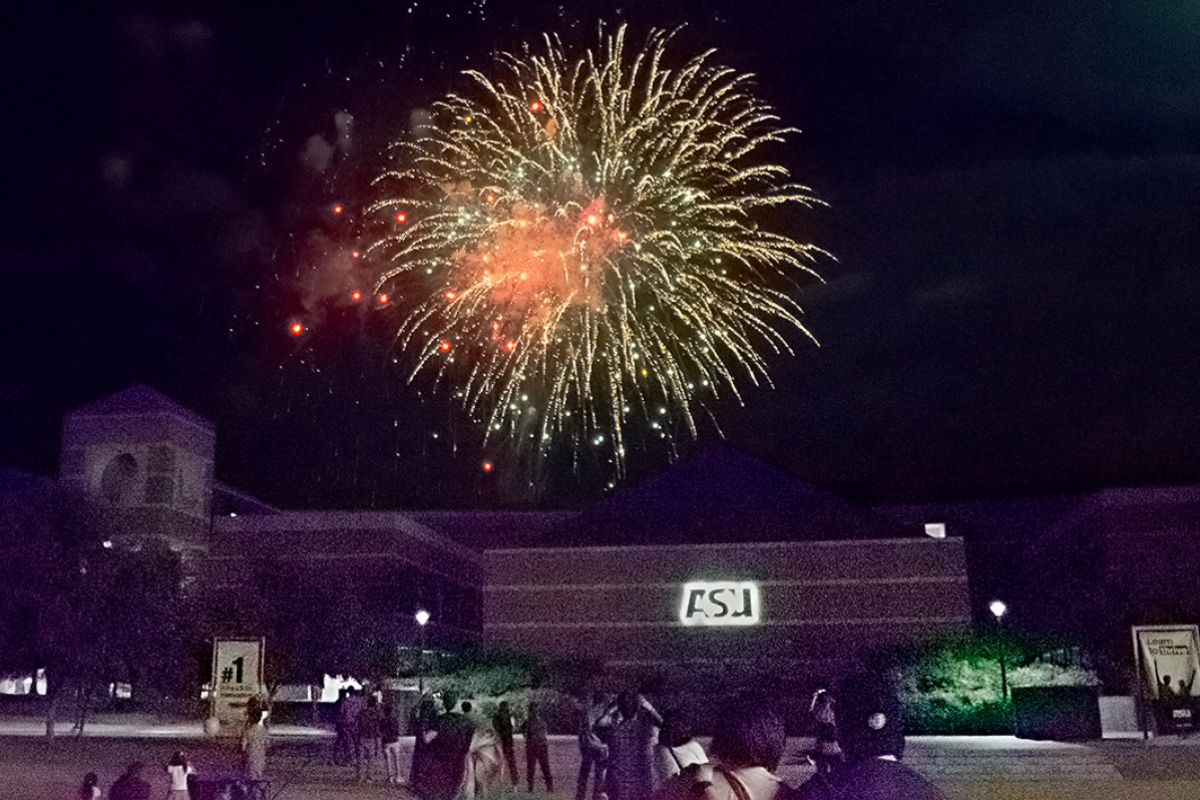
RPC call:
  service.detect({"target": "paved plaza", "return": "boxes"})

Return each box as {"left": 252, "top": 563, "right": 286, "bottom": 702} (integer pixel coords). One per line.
{"left": 3, "top": 718, "right": 1200, "bottom": 800}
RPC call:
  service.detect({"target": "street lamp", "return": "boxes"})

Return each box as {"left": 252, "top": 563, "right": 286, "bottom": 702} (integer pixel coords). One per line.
{"left": 415, "top": 609, "right": 430, "bottom": 694}
{"left": 989, "top": 600, "right": 1008, "bottom": 701}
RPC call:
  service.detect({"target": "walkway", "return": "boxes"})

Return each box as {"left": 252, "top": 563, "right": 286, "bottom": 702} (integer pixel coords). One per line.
{"left": 2, "top": 717, "right": 1200, "bottom": 800}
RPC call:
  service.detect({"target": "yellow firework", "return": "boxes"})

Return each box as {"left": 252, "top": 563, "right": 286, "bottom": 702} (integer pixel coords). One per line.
{"left": 367, "top": 24, "right": 828, "bottom": 472}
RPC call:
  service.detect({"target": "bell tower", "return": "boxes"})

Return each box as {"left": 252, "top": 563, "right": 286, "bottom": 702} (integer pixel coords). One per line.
{"left": 59, "top": 385, "right": 215, "bottom": 552}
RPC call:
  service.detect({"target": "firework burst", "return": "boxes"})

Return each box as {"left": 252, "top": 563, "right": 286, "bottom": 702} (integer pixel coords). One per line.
{"left": 367, "top": 24, "right": 828, "bottom": 474}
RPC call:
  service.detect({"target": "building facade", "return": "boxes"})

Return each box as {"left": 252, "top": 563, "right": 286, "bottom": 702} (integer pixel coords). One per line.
{"left": 484, "top": 538, "right": 971, "bottom": 682}
{"left": 58, "top": 385, "right": 216, "bottom": 554}
{"left": 13, "top": 385, "right": 985, "bottom": 683}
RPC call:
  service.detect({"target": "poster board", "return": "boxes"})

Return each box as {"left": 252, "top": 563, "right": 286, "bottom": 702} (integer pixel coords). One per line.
{"left": 1132, "top": 625, "right": 1200, "bottom": 736}
{"left": 210, "top": 638, "right": 265, "bottom": 734}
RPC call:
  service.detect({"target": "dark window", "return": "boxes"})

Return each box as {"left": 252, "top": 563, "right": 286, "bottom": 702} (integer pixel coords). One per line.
{"left": 147, "top": 445, "right": 175, "bottom": 473}
{"left": 144, "top": 475, "right": 174, "bottom": 505}
{"left": 99, "top": 453, "right": 138, "bottom": 503}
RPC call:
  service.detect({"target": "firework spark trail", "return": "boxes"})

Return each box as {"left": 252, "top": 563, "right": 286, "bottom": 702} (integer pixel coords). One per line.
{"left": 367, "top": 24, "right": 829, "bottom": 474}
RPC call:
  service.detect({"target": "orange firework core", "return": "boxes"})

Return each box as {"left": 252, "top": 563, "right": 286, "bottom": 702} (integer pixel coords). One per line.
{"left": 457, "top": 196, "right": 624, "bottom": 320}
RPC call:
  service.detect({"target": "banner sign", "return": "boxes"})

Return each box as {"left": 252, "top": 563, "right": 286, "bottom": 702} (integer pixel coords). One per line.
{"left": 210, "top": 638, "right": 264, "bottom": 732}
{"left": 1133, "top": 625, "right": 1200, "bottom": 734}
{"left": 679, "top": 581, "right": 761, "bottom": 626}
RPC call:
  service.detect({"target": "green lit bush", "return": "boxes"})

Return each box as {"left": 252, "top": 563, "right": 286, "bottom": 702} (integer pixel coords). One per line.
{"left": 881, "top": 634, "right": 1100, "bottom": 734}
{"left": 431, "top": 651, "right": 543, "bottom": 698}
{"left": 422, "top": 650, "right": 587, "bottom": 732}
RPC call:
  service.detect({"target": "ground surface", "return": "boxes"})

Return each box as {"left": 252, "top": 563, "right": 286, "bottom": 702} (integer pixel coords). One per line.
{"left": 3, "top": 718, "right": 1200, "bottom": 800}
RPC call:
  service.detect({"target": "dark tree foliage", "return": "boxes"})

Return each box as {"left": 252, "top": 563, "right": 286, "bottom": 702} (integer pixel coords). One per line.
{"left": 194, "top": 557, "right": 385, "bottom": 689}
{"left": 0, "top": 482, "right": 191, "bottom": 734}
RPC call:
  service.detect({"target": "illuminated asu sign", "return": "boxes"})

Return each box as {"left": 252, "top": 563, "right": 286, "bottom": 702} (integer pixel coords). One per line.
{"left": 679, "top": 581, "right": 761, "bottom": 626}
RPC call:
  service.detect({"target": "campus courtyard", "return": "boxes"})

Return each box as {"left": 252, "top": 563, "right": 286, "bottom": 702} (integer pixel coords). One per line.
{"left": 4, "top": 718, "right": 1200, "bottom": 800}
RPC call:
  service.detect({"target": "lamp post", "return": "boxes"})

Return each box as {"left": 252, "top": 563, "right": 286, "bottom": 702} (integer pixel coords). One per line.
{"left": 415, "top": 609, "right": 430, "bottom": 695}
{"left": 989, "top": 600, "right": 1008, "bottom": 701}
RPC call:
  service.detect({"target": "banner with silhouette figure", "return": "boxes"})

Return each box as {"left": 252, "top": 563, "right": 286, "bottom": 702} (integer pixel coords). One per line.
{"left": 1133, "top": 625, "right": 1200, "bottom": 734}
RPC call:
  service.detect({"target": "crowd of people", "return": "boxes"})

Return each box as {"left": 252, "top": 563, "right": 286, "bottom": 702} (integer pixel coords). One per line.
{"left": 76, "top": 672, "right": 944, "bottom": 800}
{"left": 330, "top": 671, "right": 946, "bottom": 800}
{"left": 78, "top": 706, "right": 263, "bottom": 799}
{"left": 80, "top": 751, "right": 196, "bottom": 800}
{"left": 563, "top": 675, "right": 945, "bottom": 800}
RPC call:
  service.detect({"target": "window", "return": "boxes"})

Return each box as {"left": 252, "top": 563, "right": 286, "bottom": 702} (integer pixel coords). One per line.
{"left": 145, "top": 475, "right": 173, "bottom": 505}
{"left": 99, "top": 453, "right": 138, "bottom": 503}
{"left": 145, "top": 444, "right": 176, "bottom": 506}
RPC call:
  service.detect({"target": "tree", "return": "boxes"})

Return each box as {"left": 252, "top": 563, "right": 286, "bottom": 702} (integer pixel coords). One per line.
{"left": 195, "top": 558, "right": 372, "bottom": 690}
{"left": 0, "top": 481, "right": 191, "bottom": 737}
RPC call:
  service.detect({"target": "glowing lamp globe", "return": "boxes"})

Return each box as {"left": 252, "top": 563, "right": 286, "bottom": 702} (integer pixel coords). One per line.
{"left": 989, "top": 600, "right": 1007, "bottom": 620}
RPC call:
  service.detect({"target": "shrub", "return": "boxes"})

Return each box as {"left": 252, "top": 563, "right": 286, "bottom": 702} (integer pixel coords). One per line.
{"left": 881, "top": 633, "right": 1099, "bottom": 734}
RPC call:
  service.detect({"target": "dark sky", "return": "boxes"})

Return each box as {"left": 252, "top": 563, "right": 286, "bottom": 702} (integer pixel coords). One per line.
{"left": 3, "top": 1, "right": 1199, "bottom": 510}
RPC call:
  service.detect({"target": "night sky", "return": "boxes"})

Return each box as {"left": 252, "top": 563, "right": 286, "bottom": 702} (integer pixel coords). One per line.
{"left": 3, "top": 1, "right": 1199, "bottom": 510}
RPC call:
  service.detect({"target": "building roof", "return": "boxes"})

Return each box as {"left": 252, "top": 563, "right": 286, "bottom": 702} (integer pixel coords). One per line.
{"left": 523, "top": 443, "right": 892, "bottom": 547}
{"left": 213, "top": 509, "right": 482, "bottom": 566}
{"left": 213, "top": 481, "right": 281, "bottom": 516}
{"left": 65, "top": 384, "right": 213, "bottom": 431}
{"left": 0, "top": 468, "right": 54, "bottom": 495}
{"left": 411, "top": 509, "right": 582, "bottom": 550}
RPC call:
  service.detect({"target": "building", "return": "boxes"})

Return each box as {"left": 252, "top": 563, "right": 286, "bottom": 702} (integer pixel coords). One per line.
{"left": 7, "top": 386, "right": 989, "bottom": 687}
{"left": 58, "top": 385, "right": 217, "bottom": 555}
{"left": 480, "top": 447, "right": 972, "bottom": 684}
{"left": 485, "top": 539, "right": 970, "bottom": 686}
